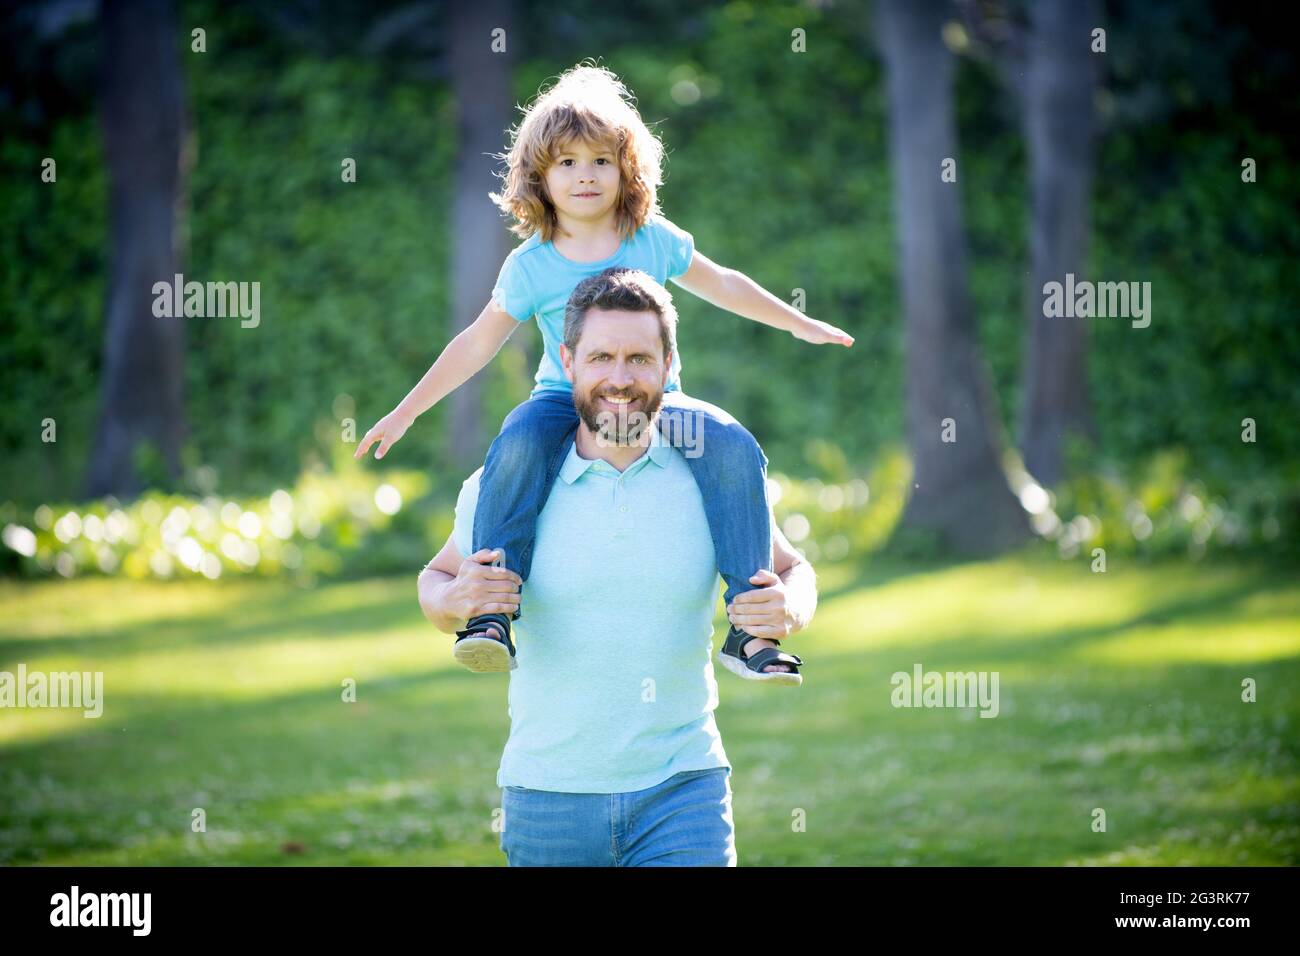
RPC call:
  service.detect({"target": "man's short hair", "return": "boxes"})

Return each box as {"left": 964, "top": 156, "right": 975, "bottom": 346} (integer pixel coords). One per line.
{"left": 563, "top": 267, "right": 678, "bottom": 360}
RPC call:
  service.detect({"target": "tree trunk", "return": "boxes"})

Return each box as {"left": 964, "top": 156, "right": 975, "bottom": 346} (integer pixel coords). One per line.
{"left": 86, "top": 0, "right": 187, "bottom": 497}
{"left": 444, "top": 0, "right": 514, "bottom": 469}
{"left": 1018, "top": 0, "right": 1100, "bottom": 486}
{"left": 877, "top": 0, "right": 1029, "bottom": 556}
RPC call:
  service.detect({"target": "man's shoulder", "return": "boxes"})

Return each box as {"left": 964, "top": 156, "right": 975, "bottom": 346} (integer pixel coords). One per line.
{"left": 451, "top": 467, "right": 485, "bottom": 557}
{"left": 453, "top": 466, "right": 483, "bottom": 504}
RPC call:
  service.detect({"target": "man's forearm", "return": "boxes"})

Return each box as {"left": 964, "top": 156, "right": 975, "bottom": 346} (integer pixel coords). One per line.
{"left": 779, "top": 559, "right": 818, "bottom": 634}
{"left": 418, "top": 566, "right": 466, "bottom": 635}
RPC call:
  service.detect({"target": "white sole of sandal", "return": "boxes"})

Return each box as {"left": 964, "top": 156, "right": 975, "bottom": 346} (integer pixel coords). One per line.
{"left": 454, "top": 636, "right": 517, "bottom": 672}
{"left": 715, "top": 650, "right": 802, "bottom": 686}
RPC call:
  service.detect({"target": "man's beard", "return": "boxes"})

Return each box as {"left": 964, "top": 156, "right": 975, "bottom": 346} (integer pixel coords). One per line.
{"left": 573, "top": 384, "right": 664, "bottom": 446}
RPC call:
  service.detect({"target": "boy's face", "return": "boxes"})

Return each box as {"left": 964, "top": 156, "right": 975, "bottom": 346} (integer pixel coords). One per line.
{"left": 543, "top": 137, "right": 622, "bottom": 224}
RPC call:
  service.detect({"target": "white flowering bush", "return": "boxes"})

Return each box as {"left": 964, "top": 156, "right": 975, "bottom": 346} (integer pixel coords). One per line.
{"left": 0, "top": 464, "right": 437, "bottom": 584}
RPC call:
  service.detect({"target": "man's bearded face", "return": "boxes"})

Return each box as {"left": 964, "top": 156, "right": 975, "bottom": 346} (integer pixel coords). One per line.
{"left": 573, "top": 374, "right": 664, "bottom": 445}
{"left": 565, "top": 309, "right": 670, "bottom": 446}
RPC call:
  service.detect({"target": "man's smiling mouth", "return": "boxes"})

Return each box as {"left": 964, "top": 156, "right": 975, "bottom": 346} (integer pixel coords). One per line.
{"left": 599, "top": 393, "right": 640, "bottom": 408}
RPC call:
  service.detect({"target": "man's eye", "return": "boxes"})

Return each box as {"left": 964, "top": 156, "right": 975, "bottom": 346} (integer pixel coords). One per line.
{"left": 631, "top": 355, "right": 646, "bottom": 364}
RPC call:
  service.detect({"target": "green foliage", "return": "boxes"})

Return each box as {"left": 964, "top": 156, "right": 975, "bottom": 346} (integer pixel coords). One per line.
{"left": 1088, "top": 126, "right": 1300, "bottom": 478}
{"left": 769, "top": 444, "right": 911, "bottom": 566}
{"left": 1036, "top": 449, "right": 1300, "bottom": 563}
{"left": 0, "top": 114, "right": 108, "bottom": 500}
{"left": 0, "top": 3, "right": 520, "bottom": 506}
{"left": 1, "top": 0, "right": 1297, "bottom": 564}
{"left": 0, "top": 459, "right": 445, "bottom": 586}
{"left": 179, "top": 38, "right": 463, "bottom": 497}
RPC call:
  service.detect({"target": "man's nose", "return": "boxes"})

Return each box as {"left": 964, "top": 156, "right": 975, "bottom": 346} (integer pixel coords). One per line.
{"left": 607, "top": 361, "right": 635, "bottom": 387}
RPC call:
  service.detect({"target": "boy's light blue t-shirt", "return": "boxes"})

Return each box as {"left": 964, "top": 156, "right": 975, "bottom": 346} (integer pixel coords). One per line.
{"left": 491, "top": 213, "right": 695, "bottom": 397}
{"left": 451, "top": 427, "right": 731, "bottom": 794}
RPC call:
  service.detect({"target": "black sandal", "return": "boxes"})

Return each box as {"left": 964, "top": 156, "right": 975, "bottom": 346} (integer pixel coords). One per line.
{"left": 716, "top": 624, "right": 803, "bottom": 686}
{"left": 454, "top": 612, "right": 517, "bottom": 672}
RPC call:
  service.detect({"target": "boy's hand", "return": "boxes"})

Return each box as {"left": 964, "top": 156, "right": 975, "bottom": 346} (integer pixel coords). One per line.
{"left": 446, "top": 549, "right": 521, "bottom": 621}
{"left": 355, "top": 408, "right": 414, "bottom": 460}
{"left": 792, "top": 318, "right": 854, "bottom": 348}
{"left": 726, "top": 569, "right": 797, "bottom": 640}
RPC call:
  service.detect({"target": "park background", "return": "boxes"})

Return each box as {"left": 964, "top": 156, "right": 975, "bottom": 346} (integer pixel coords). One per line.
{"left": 1, "top": 0, "right": 1297, "bottom": 865}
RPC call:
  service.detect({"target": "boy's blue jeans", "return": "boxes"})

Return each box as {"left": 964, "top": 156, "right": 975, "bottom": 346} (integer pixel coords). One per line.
{"left": 472, "top": 389, "right": 774, "bottom": 609}
{"left": 500, "top": 767, "right": 736, "bottom": 866}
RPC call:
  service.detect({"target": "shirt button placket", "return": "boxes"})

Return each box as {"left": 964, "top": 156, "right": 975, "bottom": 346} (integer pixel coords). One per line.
{"left": 615, "top": 476, "right": 630, "bottom": 536}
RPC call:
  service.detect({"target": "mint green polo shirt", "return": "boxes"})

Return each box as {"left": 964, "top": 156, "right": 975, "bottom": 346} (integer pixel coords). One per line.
{"left": 451, "top": 425, "right": 731, "bottom": 793}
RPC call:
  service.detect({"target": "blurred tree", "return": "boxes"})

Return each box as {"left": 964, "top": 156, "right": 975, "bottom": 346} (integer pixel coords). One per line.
{"left": 3, "top": 0, "right": 1296, "bottom": 510}
{"left": 957, "top": 0, "right": 1100, "bottom": 486}
{"left": 445, "top": 0, "right": 516, "bottom": 468}
{"left": 877, "top": 0, "right": 1029, "bottom": 555}
{"left": 1017, "top": 0, "right": 1100, "bottom": 485}
{"left": 86, "top": 0, "right": 188, "bottom": 496}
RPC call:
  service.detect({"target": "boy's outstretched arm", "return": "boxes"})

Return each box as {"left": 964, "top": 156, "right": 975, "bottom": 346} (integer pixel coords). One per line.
{"left": 673, "top": 250, "right": 855, "bottom": 348}
{"left": 356, "top": 298, "right": 521, "bottom": 460}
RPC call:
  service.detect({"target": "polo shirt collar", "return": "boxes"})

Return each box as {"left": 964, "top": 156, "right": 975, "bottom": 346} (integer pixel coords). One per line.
{"left": 559, "top": 422, "right": 673, "bottom": 484}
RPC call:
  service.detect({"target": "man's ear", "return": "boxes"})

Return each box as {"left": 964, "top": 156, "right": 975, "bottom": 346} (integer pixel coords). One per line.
{"left": 561, "top": 343, "right": 575, "bottom": 383}
{"left": 662, "top": 350, "right": 674, "bottom": 384}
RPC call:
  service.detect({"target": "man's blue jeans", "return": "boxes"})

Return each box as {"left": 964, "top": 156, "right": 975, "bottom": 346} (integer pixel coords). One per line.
{"left": 499, "top": 768, "right": 736, "bottom": 866}
{"left": 472, "top": 389, "right": 774, "bottom": 608}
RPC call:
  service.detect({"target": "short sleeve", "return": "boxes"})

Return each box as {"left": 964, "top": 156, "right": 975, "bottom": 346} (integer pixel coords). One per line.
{"left": 656, "top": 215, "right": 695, "bottom": 281}
{"left": 451, "top": 467, "right": 484, "bottom": 558}
{"left": 491, "top": 252, "right": 534, "bottom": 322}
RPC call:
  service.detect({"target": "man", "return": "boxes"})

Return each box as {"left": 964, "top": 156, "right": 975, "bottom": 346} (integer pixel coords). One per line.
{"left": 418, "top": 268, "right": 818, "bottom": 866}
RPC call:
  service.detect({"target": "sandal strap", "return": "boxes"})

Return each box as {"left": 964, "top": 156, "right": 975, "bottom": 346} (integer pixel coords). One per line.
{"left": 456, "top": 612, "right": 516, "bottom": 657}
{"left": 721, "top": 625, "right": 803, "bottom": 673}
{"left": 743, "top": 647, "right": 803, "bottom": 673}
{"left": 722, "top": 625, "right": 777, "bottom": 659}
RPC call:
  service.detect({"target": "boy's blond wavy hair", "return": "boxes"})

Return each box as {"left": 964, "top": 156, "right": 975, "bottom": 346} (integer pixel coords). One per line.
{"left": 490, "top": 61, "right": 666, "bottom": 243}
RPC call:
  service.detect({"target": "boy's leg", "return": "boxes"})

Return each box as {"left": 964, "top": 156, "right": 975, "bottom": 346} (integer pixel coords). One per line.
{"left": 472, "top": 391, "right": 580, "bottom": 585}
{"left": 458, "top": 392, "right": 577, "bottom": 663}
{"left": 658, "top": 392, "right": 788, "bottom": 672}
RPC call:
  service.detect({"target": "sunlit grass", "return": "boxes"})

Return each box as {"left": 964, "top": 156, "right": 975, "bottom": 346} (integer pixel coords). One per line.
{"left": 1, "top": 555, "right": 1296, "bottom": 865}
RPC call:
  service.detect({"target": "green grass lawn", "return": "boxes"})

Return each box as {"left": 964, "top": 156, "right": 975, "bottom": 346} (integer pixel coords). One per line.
{"left": 2, "top": 554, "right": 1298, "bottom": 866}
